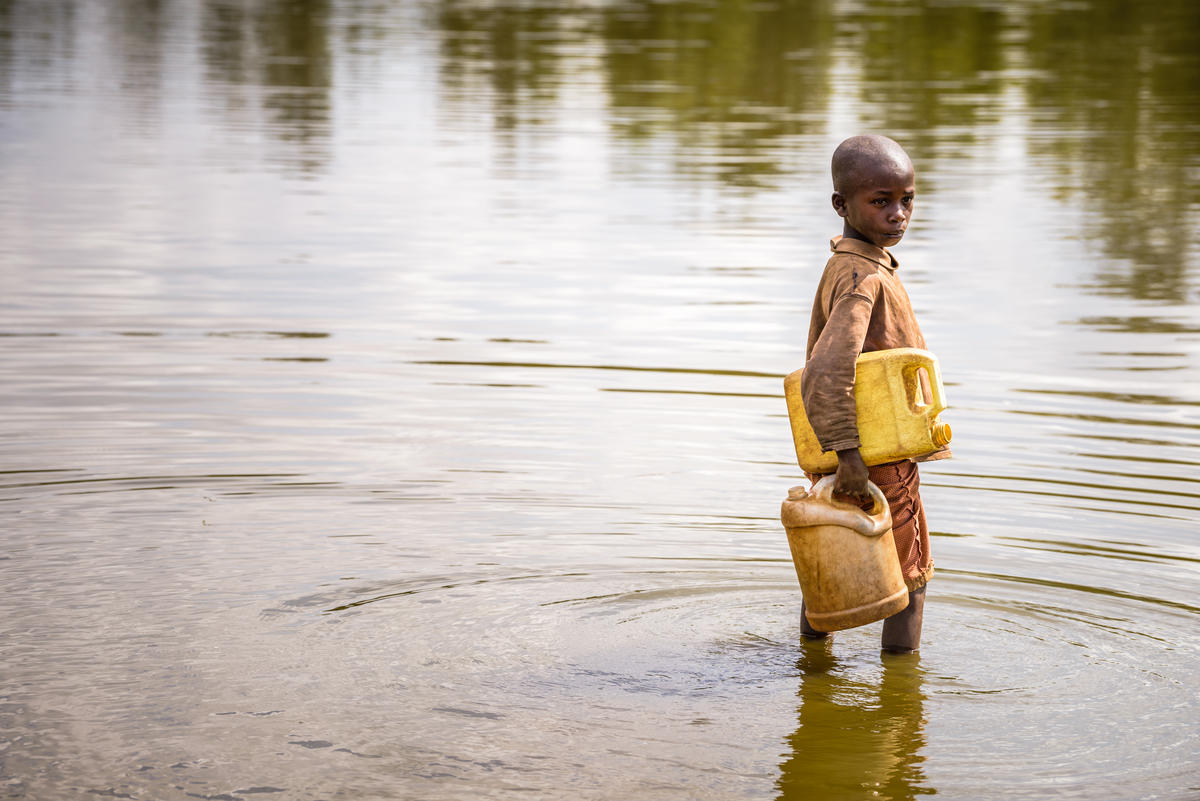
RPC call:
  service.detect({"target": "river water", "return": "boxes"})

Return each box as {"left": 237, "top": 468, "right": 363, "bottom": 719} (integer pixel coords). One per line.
{"left": 1, "top": 1, "right": 1198, "bottom": 799}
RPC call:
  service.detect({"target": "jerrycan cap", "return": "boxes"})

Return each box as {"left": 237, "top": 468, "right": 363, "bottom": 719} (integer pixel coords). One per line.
{"left": 932, "top": 421, "right": 952, "bottom": 448}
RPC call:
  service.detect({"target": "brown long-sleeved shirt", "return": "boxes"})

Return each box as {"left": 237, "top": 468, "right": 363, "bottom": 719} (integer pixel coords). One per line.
{"left": 802, "top": 235, "right": 949, "bottom": 461}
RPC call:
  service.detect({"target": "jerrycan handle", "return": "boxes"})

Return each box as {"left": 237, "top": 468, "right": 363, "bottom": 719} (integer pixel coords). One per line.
{"left": 902, "top": 352, "right": 947, "bottom": 417}
{"left": 810, "top": 475, "right": 892, "bottom": 538}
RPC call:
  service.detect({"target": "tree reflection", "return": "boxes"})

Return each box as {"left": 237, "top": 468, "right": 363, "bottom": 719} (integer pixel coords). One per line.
{"left": 110, "top": 0, "right": 168, "bottom": 126}
{"left": 201, "top": 0, "right": 333, "bottom": 174}
{"left": 0, "top": 1, "right": 78, "bottom": 101}
{"left": 428, "top": 0, "right": 837, "bottom": 189}
{"left": 831, "top": 0, "right": 1008, "bottom": 190}
{"left": 431, "top": 0, "right": 590, "bottom": 175}
{"left": 601, "top": 0, "right": 834, "bottom": 189}
{"left": 776, "top": 642, "right": 932, "bottom": 801}
{"left": 1023, "top": 0, "right": 1200, "bottom": 304}
{"left": 434, "top": 0, "right": 568, "bottom": 135}
{"left": 3, "top": 0, "right": 1192, "bottom": 299}
{"left": 427, "top": 0, "right": 1198, "bottom": 300}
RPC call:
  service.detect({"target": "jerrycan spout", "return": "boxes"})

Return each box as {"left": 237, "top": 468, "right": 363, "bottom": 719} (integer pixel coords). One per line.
{"left": 932, "top": 421, "right": 952, "bottom": 448}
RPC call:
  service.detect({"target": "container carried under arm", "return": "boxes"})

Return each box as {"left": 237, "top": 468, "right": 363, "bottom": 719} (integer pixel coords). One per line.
{"left": 784, "top": 347, "right": 951, "bottom": 474}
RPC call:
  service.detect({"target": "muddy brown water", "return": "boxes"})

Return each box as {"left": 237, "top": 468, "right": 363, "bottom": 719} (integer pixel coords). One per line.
{"left": 1, "top": 1, "right": 1198, "bottom": 799}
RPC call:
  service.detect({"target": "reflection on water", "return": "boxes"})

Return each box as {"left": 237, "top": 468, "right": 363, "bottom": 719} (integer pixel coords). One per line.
{"left": 1, "top": 0, "right": 1198, "bottom": 798}
{"left": 777, "top": 644, "right": 929, "bottom": 801}
{"left": 3, "top": 0, "right": 1198, "bottom": 295}
{"left": 1024, "top": 1, "right": 1200, "bottom": 303}
{"left": 429, "top": 0, "right": 1200, "bottom": 297}
{"left": 601, "top": 0, "right": 834, "bottom": 189}
{"left": 201, "top": 0, "right": 333, "bottom": 173}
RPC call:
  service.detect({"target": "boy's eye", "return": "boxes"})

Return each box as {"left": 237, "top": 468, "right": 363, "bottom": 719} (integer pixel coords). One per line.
{"left": 902, "top": 196, "right": 914, "bottom": 206}
{"left": 872, "top": 198, "right": 887, "bottom": 206}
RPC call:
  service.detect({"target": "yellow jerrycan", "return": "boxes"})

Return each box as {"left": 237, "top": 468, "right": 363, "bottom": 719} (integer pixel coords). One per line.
{"left": 784, "top": 347, "right": 951, "bottom": 474}
{"left": 780, "top": 476, "right": 909, "bottom": 632}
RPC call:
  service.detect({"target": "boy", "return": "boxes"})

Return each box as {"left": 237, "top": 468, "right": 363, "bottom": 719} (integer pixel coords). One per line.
{"left": 799, "top": 135, "right": 949, "bottom": 654}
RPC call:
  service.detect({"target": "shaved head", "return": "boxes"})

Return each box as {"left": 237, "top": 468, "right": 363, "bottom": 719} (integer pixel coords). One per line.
{"left": 831, "top": 135, "right": 913, "bottom": 196}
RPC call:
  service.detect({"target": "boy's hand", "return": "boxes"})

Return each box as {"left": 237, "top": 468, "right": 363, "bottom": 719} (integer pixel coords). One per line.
{"left": 833, "top": 447, "right": 871, "bottom": 505}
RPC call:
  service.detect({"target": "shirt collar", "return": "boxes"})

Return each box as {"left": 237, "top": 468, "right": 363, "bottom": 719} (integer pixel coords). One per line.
{"left": 830, "top": 235, "right": 899, "bottom": 271}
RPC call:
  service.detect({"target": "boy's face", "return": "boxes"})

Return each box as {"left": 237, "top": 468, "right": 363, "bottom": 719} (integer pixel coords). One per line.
{"left": 832, "top": 160, "right": 916, "bottom": 249}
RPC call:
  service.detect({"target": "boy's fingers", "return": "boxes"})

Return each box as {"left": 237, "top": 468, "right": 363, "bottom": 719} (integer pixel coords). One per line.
{"left": 832, "top": 481, "right": 870, "bottom": 505}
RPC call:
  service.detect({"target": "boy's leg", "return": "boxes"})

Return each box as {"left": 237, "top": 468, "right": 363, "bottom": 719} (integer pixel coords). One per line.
{"left": 869, "top": 460, "right": 932, "bottom": 653}
{"left": 881, "top": 586, "right": 926, "bottom": 653}
{"left": 869, "top": 460, "right": 934, "bottom": 591}
{"left": 800, "top": 600, "right": 829, "bottom": 639}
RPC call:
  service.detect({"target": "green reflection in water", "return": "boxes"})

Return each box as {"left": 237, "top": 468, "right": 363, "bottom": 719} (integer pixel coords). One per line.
{"left": 839, "top": 0, "right": 1007, "bottom": 168}
{"left": 1076, "top": 316, "right": 1200, "bottom": 335}
{"left": 601, "top": 0, "right": 834, "bottom": 189}
{"left": 434, "top": 0, "right": 570, "bottom": 136}
{"left": 1024, "top": 0, "right": 1200, "bottom": 303}
{"left": 201, "top": 0, "right": 333, "bottom": 173}
{"left": 777, "top": 642, "right": 932, "bottom": 800}
{"left": 810, "top": 0, "right": 1200, "bottom": 303}
{"left": 426, "top": 0, "right": 1199, "bottom": 298}
{"left": 5, "top": 0, "right": 1195, "bottom": 295}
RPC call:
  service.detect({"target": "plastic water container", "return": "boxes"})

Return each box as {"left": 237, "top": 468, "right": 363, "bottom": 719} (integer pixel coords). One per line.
{"left": 784, "top": 347, "right": 951, "bottom": 474}
{"left": 780, "top": 476, "right": 909, "bottom": 632}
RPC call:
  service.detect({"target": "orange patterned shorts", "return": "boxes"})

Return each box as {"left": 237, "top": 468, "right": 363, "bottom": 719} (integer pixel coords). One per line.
{"left": 807, "top": 460, "right": 934, "bottom": 591}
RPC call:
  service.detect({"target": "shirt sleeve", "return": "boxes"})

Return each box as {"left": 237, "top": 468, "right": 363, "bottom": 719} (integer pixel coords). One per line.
{"left": 800, "top": 277, "right": 876, "bottom": 453}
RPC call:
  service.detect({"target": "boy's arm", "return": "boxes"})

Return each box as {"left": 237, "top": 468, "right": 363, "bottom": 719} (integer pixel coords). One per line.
{"left": 801, "top": 289, "right": 875, "bottom": 503}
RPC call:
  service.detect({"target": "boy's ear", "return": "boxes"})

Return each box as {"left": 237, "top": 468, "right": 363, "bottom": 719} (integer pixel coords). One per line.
{"left": 831, "top": 191, "right": 849, "bottom": 218}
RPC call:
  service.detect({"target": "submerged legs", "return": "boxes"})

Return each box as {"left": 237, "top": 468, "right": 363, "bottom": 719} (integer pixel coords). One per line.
{"left": 881, "top": 586, "right": 926, "bottom": 654}
{"left": 799, "top": 600, "right": 829, "bottom": 640}
{"left": 800, "top": 586, "right": 927, "bottom": 652}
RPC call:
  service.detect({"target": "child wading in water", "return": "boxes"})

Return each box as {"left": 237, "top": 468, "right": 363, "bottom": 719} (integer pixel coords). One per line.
{"left": 800, "top": 135, "right": 949, "bottom": 653}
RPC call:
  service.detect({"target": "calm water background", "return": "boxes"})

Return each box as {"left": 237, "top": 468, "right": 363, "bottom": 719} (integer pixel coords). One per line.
{"left": 1, "top": 1, "right": 1199, "bottom": 799}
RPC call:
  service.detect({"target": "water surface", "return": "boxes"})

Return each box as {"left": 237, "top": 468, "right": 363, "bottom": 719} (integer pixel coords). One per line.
{"left": 1, "top": 1, "right": 1198, "bottom": 799}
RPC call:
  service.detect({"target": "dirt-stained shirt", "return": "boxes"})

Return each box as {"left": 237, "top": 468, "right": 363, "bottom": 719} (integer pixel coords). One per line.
{"left": 802, "top": 235, "right": 949, "bottom": 461}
